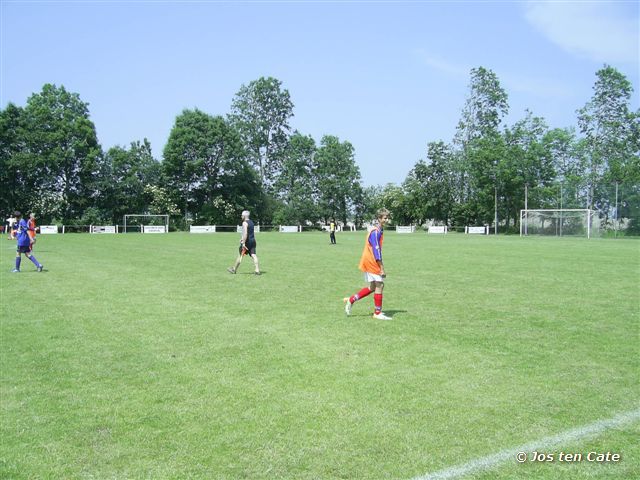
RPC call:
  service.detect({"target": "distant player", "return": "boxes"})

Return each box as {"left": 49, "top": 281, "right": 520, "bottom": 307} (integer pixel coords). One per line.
{"left": 227, "top": 210, "right": 261, "bottom": 275}
{"left": 7, "top": 214, "right": 16, "bottom": 239}
{"left": 27, "top": 213, "right": 38, "bottom": 250}
{"left": 11, "top": 211, "right": 44, "bottom": 273}
{"left": 343, "top": 208, "right": 391, "bottom": 320}
{"left": 329, "top": 219, "right": 337, "bottom": 245}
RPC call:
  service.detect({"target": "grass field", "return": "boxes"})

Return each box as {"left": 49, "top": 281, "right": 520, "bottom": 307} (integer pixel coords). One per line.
{"left": 1, "top": 231, "right": 638, "bottom": 479}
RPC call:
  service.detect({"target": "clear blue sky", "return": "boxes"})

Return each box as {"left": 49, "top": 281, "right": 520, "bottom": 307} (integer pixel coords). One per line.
{"left": 2, "top": 1, "right": 638, "bottom": 186}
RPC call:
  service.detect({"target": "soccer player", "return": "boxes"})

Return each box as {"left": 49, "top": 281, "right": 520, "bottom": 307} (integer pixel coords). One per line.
{"left": 6, "top": 214, "right": 16, "bottom": 240}
{"left": 329, "top": 219, "right": 337, "bottom": 244}
{"left": 11, "top": 211, "right": 44, "bottom": 273}
{"left": 27, "top": 213, "right": 38, "bottom": 250}
{"left": 227, "top": 210, "right": 261, "bottom": 275}
{"left": 343, "top": 208, "right": 391, "bottom": 320}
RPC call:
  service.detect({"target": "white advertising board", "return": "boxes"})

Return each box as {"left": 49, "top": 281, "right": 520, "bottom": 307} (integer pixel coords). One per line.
{"left": 143, "top": 225, "right": 167, "bottom": 233}
{"left": 40, "top": 225, "right": 58, "bottom": 234}
{"left": 190, "top": 225, "right": 216, "bottom": 233}
{"left": 428, "top": 226, "right": 447, "bottom": 234}
{"left": 91, "top": 225, "right": 117, "bottom": 234}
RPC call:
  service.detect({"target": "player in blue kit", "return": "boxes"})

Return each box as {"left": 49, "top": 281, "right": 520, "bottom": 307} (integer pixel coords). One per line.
{"left": 11, "top": 211, "right": 44, "bottom": 273}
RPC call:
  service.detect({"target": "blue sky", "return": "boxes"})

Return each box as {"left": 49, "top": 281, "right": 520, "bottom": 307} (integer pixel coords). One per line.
{"left": 1, "top": 0, "right": 638, "bottom": 186}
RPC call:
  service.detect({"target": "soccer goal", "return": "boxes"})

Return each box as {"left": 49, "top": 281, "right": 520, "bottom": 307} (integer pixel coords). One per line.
{"left": 520, "top": 209, "right": 594, "bottom": 238}
{"left": 123, "top": 214, "right": 169, "bottom": 233}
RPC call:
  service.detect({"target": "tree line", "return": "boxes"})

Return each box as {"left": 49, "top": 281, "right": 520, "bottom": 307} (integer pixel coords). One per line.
{"left": 1, "top": 66, "right": 638, "bottom": 232}
{"left": 372, "top": 66, "right": 639, "bottom": 233}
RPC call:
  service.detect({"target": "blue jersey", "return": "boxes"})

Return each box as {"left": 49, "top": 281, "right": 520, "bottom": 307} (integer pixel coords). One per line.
{"left": 368, "top": 226, "right": 383, "bottom": 261}
{"left": 16, "top": 219, "right": 31, "bottom": 247}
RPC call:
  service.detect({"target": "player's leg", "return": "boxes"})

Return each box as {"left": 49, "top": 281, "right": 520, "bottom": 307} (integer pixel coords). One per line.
{"left": 250, "top": 253, "right": 260, "bottom": 275}
{"left": 26, "top": 252, "right": 43, "bottom": 271}
{"left": 228, "top": 254, "right": 242, "bottom": 273}
{"left": 372, "top": 281, "right": 391, "bottom": 319}
{"left": 13, "top": 251, "right": 21, "bottom": 272}
{"left": 228, "top": 245, "right": 245, "bottom": 273}
{"left": 344, "top": 280, "right": 375, "bottom": 315}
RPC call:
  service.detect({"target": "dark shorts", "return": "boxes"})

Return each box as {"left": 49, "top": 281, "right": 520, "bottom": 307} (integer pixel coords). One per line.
{"left": 17, "top": 245, "right": 31, "bottom": 254}
{"left": 240, "top": 239, "right": 257, "bottom": 256}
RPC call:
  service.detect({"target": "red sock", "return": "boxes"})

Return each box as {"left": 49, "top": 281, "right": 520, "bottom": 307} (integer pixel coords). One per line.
{"left": 350, "top": 287, "right": 372, "bottom": 304}
{"left": 374, "top": 293, "right": 382, "bottom": 313}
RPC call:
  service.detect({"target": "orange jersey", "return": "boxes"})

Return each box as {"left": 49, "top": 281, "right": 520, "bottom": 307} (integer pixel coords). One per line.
{"left": 27, "top": 218, "right": 37, "bottom": 239}
{"left": 358, "top": 226, "right": 384, "bottom": 274}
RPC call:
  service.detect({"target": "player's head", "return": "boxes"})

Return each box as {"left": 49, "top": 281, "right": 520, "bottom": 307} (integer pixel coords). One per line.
{"left": 376, "top": 208, "right": 390, "bottom": 224}
{"left": 13, "top": 210, "right": 21, "bottom": 219}
{"left": 29, "top": 213, "right": 35, "bottom": 219}
{"left": 241, "top": 210, "right": 250, "bottom": 220}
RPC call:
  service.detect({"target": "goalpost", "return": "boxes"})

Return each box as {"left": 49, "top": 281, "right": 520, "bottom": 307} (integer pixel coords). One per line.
{"left": 123, "top": 214, "right": 169, "bottom": 233}
{"left": 520, "top": 209, "right": 594, "bottom": 238}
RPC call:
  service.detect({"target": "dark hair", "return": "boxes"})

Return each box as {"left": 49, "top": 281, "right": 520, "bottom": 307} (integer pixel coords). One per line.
{"left": 13, "top": 210, "right": 21, "bottom": 217}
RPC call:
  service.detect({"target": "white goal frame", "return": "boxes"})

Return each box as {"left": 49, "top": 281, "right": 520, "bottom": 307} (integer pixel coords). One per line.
{"left": 123, "top": 214, "right": 169, "bottom": 233}
{"left": 520, "top": 209, "right": 592, "bottom": 238}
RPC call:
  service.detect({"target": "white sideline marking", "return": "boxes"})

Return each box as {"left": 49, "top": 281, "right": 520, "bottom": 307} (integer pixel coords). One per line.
{"left": 412, "top": 407, "right": 640, "bottom": 480}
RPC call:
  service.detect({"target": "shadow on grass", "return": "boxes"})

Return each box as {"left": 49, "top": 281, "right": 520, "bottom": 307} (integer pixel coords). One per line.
{"left": 347, "top": 309, "right": 408, "bottom": 319}
{"left": 383, "top": 309, "right": 407, "bottom": 317}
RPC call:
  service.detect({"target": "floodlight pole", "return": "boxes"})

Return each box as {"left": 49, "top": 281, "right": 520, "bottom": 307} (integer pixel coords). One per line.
{"left": 524, "top": 183, "right": 528, "bottom": 236}
{"left": 615, "top": 181, "right": 619, "bottom": 238}
{"left": 559, "top": 183, "right": 564, "bottom": 237}
{"left": 494, "top": 186, "right": 498, "bottom": 235}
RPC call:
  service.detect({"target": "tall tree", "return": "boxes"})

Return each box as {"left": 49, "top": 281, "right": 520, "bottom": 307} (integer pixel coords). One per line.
{"left": 20, "top": 84, "right": 101, "bottom": 220}
{"left": 98, "top": 139, "right": 161, "bottom": 223}
{"left": 502, "top": 111, "right": 555, "bottom": 225}
{"left": 453, "top": 67, "right": 509, "bottom": 215}
{"left": 229, "top": 77, "right": 294, "bottom": 189}
{"left": 273, "top": 132, "right": 318, "bottom": 224}
{"left": 404, "top": 141, "right": 456, "bottom": 225}
{"left": 0, "top": 103, "right": 29, "bottom": 215}
{"left": 544, "top": 128, "right": 587, "bottom": 209}
{"left": 313, "top": 135, "right": 363, "bottom": 225}
{"left": 577, "top": 65, "right": 637, "bottom": 208}
{"left": 163, "top": 109, "right": 258, "bottom": 224}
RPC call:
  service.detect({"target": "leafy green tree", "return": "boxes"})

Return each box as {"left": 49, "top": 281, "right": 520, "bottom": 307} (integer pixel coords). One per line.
{"left": 577, "top": 65, "right": 637, "bottom": 209}
{"left": 502, "top": 111, "right": 555, "bottom": 226}
{"left": 377, "top": 183, "right": 411, "bottom": 225}
{"left": 313, "top": 135, "right": 363, "bottom": 225}
{"left": 0, "top": 103, "right": 31, "bottom": 215}
{"left": 404, "top": 142, "right": 457, "bottom": 225}
{"left": 543, "top": 128, "right": 588, "bottom": 209}
{"left": 229, "top": 77, "right": 294, "bottom": 189}
{"left": 98, "top": 139, "right": 161, "bottom": 223}
{"left": 163, "top": 109, "right": 258, "bottom": 224}
{"left": 144, "top": 185, "right": 180, "bottom": 216}
{"left": 273, "top": 132, "right": 318, "bottom": 224}
{"left": 356, "top": 185, "right": 384, "bottom": 227}
{"left": 453, "top": 67, "right": 509, "bottom": 207}
{"left": 9, "top": 84, "right": 101, "bottom": 221}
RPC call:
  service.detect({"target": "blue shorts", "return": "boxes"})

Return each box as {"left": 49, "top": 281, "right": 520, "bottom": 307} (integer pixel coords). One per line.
{"left": 17, "top": 245, "right": 32, "bottom": 254}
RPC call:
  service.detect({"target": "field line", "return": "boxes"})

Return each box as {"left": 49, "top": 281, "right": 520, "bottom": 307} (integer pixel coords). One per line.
{"left": 411, "top": 407, "right": 640, "bottom": 480}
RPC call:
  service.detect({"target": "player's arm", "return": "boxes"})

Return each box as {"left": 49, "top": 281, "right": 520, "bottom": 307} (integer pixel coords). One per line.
{"left": 369, "top": 229, "right": 385, "bottom": 277}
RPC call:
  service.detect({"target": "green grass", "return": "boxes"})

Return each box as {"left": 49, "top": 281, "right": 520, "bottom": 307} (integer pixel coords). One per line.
{"left": 1, "top": 231, "right": 638, "bottom": 479}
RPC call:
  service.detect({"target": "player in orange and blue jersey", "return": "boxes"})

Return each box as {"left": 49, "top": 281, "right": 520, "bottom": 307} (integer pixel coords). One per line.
{"left": 343, "top": 208, "right": 391, "bottom": 320}
{"left": 27, "top": 213, "right": 37, "bottom": 251}
{"left": 11, "top": 211, "right": 43, "bottom": 273}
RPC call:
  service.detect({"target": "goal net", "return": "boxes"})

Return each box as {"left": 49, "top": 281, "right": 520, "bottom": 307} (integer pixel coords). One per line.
{"left": 123, "top": 214, "right": 169, "bottom": 233}
{"left": 520, "top": 209, "right": 596, "bottom": 238}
